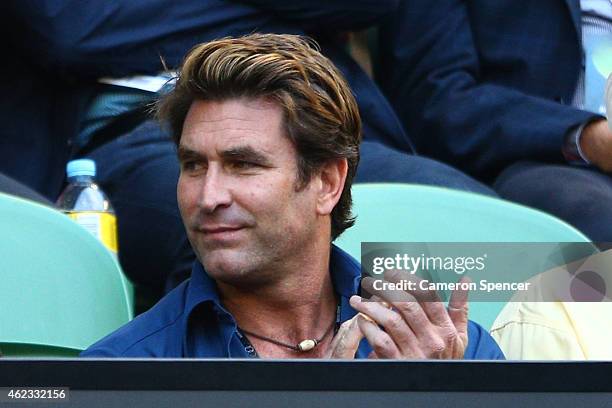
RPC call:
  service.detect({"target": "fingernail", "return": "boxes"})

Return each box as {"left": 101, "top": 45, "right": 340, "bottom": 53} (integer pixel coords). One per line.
{"left": 350, "top": 295, "right": 362, "bottom": 305}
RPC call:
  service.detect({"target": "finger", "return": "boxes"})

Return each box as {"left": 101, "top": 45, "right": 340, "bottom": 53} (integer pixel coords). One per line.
{"left": 448, "top": 276, "right": 470, "bottom": 345}
{"left": 384, "top": 269, "right": 443, "bottom": 303}
{"left": 419, "top": 298, "right": 455, "bottom": 328}
{"left": 368, "top": 350, "right": 378, "bottom": 359}
{"left": 351, "top": 295, "right": 417, "bottom": 352}
{"left": 368, "top": 293, "right": 463, "bottom": 359}
{"left": 358, "top": 312, "right": 376, "bottom": 324}
{"left": 363, "top": 275, "right": 451, "bottom": 328}
{"left": 368, "top": 295, "right": 391, "bottom": 310}
{"left": 356, "top": 313, "right": 403, "bottom": 358}
{"left": 382, "top": 270, "right": 456, "bottom": 327}
{"left": 368, "top": 294, "right": 435, "bottom": 345}
{"left": 328, "top": 315, "right": 364, "bottom": 359}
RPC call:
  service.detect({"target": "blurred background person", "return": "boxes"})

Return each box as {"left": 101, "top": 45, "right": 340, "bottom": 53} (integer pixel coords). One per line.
{"left": 379, "top": 0, "right": 612, "bottom": 241}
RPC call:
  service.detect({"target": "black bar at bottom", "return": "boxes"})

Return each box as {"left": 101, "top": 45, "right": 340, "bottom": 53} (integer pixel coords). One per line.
{"left": 0, "top": 360, "right": 609, "bottom": 392}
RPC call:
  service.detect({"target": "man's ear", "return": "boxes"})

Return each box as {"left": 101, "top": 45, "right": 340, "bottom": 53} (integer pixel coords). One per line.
{"left": 316, "top": 158, "right": 348, "bottom": 216}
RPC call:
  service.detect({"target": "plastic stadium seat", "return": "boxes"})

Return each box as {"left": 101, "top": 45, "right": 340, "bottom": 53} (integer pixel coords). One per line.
{"left": 335, "top": 183, "right": 593, "bottom": 330}
{"left": 0, "top": 193, "right": 133, "bottom": 357}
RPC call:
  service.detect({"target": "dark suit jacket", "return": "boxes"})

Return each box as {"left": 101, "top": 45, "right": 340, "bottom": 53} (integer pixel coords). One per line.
{"left": 379, "top": 0, "right": 604, "bottom": 181}
{"left": 3, "top": 0, "right": 409, "bottom": 200}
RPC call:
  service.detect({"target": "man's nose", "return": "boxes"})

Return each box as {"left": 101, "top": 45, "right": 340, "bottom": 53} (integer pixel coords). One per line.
{"left": 198, "top": 166, "right": 232, "bottom": 213}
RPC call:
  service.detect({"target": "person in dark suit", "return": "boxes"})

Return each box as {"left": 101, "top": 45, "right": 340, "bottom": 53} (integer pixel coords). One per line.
{"left": 4, "top": 0, "right": 285, "bottom": 303}
{"left": 378, "top": 0, "right": 612, "bottom": 241}
{"left": 3, "top": 0, "right": 494, "bottom": 305}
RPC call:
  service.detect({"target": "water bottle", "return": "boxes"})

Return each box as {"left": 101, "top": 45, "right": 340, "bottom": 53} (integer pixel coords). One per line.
{"left": 56, "top": 159, "right": 118, "bottom": 254}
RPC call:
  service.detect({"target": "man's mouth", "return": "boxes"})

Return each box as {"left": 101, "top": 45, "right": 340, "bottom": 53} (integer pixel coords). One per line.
{"left": 198, "top": 225, "right": 246, "bottom": 235}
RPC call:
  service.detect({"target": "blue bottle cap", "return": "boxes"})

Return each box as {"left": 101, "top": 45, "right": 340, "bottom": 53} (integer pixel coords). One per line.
{"left": 66, "top": 159, "right": 96, "bottom": 177}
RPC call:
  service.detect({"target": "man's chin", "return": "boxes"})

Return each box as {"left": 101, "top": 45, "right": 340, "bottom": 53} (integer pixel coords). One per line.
{"left": 200, "top": 253, "right": 277, "bottom": 290}
{"left": 200, "top": 249, "right": 252, "bottom": 279}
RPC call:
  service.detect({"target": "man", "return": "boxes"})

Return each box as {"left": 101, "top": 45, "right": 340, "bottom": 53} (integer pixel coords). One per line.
{"left": 378, "top": 0, "right": 612, "bottom": 241}
{"left": 82, "top": 34, "right": 503, "bottom": 359}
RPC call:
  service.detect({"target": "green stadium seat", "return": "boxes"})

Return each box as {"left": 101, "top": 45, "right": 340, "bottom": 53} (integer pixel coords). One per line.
{"left": 0, "top": 193, "right": 133, "bottom": 357}
{"left": 335, "top": 183, "right": 594, "bottom": 330}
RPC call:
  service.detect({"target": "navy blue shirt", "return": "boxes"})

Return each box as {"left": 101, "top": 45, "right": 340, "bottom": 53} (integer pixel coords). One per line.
{"left": 82, "top": 246, "right": 505, "bottom": 359}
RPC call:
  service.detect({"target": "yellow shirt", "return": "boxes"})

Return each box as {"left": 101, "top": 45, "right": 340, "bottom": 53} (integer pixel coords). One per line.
{"left": 491, "top": 301, "right": 612, "bottom": 360}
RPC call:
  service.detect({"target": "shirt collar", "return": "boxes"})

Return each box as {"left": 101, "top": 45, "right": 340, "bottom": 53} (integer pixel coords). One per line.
{"left": 183, "top": 244, "right": 361, "bottom": 324}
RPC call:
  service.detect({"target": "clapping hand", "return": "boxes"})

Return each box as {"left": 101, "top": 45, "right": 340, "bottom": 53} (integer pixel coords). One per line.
{"left": 350, "top": 270, "right": 470, "bottom": 359}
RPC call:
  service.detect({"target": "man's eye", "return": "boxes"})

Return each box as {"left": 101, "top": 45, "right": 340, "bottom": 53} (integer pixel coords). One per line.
{"left": 181, "top": 161, "right": 204, "bottom": 172}
{"left": 230, "top": 161, "right": 257, "bottom": 170}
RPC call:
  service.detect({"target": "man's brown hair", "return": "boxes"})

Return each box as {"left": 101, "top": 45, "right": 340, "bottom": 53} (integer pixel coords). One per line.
{"left": 156, "top": 33, "right": 361, "bottom": 240}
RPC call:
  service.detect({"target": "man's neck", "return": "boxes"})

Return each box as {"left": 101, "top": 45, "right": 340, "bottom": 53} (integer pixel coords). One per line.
{"left": 217, "top": 245, "right": 338, "bottom": 358}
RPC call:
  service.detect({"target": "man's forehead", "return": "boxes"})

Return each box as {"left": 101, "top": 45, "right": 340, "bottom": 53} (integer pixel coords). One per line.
{"left": 184, "top": 98, "right": 282, "bottom": 126}
{"left": 180, "top": 98, "right": 289, "bottom": 156}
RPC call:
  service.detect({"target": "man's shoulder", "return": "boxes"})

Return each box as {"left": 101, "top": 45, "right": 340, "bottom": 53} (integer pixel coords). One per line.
{"left": 80, "top": 281, "right": 191, "bottom": 357}
{"left": 466, "top": 320, "right": 505, "bottom": 360}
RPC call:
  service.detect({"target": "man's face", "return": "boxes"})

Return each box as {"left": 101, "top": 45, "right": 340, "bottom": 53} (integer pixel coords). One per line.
{"left": 177, "top": 97, "right": 320, "bottom": 286}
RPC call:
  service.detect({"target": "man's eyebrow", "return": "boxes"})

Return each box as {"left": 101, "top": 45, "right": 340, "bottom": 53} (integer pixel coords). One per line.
{"left": 177, "top": 146, "right": 204, "bottom": 161}
{"left": 220, "top": 146, "right": 272, "bottom": 165}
